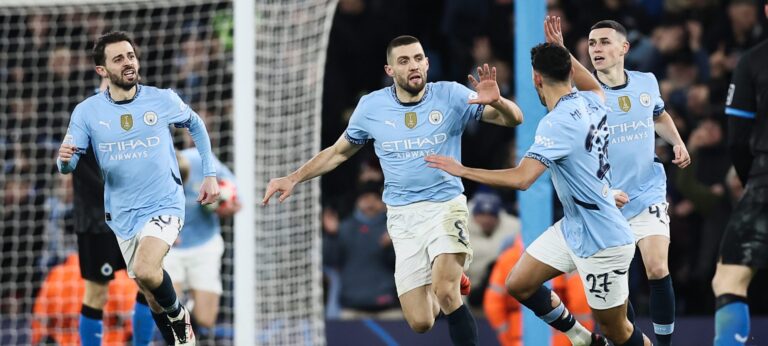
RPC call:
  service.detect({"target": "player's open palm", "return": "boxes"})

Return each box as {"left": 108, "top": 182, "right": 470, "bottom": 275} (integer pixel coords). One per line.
{"left": 198, "top": 176, "right": 221, "bottom": 205}
{"left": 467, "top": 63, "right": 500, "bottom": 105}
{"left": 425, "top": 155, "right": 466, "bottom": 177}
{"left": 544, "top": 15, "right": 565, "bottom": 47}
{"left": 262, "top": 176, "right": 297, "bottom": 205}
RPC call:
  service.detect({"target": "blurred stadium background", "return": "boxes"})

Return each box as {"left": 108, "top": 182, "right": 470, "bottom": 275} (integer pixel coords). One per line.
{"left": 1, "top": 0, "right": 767, "bottom": 345}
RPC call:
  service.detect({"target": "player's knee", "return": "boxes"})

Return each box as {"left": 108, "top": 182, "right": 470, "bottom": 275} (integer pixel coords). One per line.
{"left": 433, "top": 284, "right": 459, "bottom": 309}
{"left": 645, "top": 264, "right": 668, "bottom": 280}
{"left": 407, "top": 319, "right": 434, "bottom": 333}
{"left": 132, "top": 263, "right": 159, "bottom": 286}
{"left": 505, "top": 275, "right": 533, "bottom": 301}
{"left": 83, "top": 280, "right": 109, "bottom": 309}
{"left": 195, "top": 313, "right": 217, "bottom": 328}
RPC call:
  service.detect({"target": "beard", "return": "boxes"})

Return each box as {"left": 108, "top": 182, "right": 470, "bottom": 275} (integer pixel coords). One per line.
{"left": 535, "top": 85, "right": 546, "bottom": 107}
{"left": 396, "top": 73, "right": 426, "bottom": 96}
{"left": 107, "top": 67, "right": 139, "bottom": 91}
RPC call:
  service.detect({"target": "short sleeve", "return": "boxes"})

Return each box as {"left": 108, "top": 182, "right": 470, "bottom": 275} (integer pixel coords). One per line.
{"left": 344, "top": 97, "right": 371, "bottom": 145}
{"left": 725, "top": 55, "right": 756, "bottom": 119}
{"left": 525, "top": 115, "right": 574, "bottom": 166}
{"left": 164, "top": 89, "right": 195, "bottom": 126}
{"left": 450, "top": 82, "right": 485, "bottom": 125}
{"left": 648, "top": 74, "right": 665, "bottom": 118}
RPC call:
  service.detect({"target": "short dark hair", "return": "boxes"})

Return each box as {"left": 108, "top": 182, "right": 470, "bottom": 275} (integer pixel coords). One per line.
{"left": 530, "top": 43, "right": 571, "bottom": 82}
{"left": 590, "top": 20, "right": 628, "bottom": 38}
{"left": 386, "top": 35, "right": 420, "bottom": 62}
{"left": 92, "top": 31, "right": 138, "bottom": 66}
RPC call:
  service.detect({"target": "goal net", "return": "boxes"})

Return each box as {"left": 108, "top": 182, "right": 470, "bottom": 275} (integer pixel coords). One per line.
{"left": 0, "top": 1, "right": 235, "bottom": 344}
{"left": 245, "top": 0, "right": 338, "bottom": 344}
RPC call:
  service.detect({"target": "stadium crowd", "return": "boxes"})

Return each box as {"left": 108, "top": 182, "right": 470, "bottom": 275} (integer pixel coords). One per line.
{"left": 0, "top": 0, "right": 767, "bottom": 344}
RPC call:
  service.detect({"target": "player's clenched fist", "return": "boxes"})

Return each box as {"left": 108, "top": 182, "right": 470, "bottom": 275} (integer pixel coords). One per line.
{"left": 58, "top": 143, "right": 76, "bottom": 164}
{"left": 262, "top": 176, "right": 298, "bottom": 205}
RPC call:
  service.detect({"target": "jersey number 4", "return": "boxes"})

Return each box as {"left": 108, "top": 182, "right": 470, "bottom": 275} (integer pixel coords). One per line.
{"left": 584, "top": 115, "right": 611, "bottom": 180}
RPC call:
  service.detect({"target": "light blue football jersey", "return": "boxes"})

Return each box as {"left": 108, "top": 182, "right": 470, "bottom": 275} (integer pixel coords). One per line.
{"left": 600, "top": 70, "right": 666, "bottom": 219}
{"left": 345, "top": 82, "right": 484, "bottom": 206}
{"left": 176, "top": 148, "right": 235, "bottom": 249}
{"left": 57, "top": 85, "right": 216, "bottom": 240}
{"left": 525, "top": 91, "right": 634, "bottom": 258}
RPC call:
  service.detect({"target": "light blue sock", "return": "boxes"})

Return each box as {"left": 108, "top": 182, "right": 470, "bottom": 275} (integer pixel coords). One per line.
{"left": 79, "top": 305, "right": 103, "bottom": 346}
{"left": 132, "top": 295, "right": 155, "bottom": 346}
{"left": 714, "top": 294, "right": 750, "bottom": 346}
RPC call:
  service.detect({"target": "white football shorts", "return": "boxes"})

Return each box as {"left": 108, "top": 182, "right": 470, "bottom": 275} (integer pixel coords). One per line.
{"left": 526, "top": 220, "right": 635, "bottom": 310}
{"left": 386, "top": 194, "right": 473, "bottom": 296}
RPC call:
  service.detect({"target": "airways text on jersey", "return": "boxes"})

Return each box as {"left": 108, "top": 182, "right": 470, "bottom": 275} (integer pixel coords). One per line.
{"left": 380, "top": 133, "right": 447, "bottom": 160}
{"left": 98, "top": 136, "right": 161, "bottom": 161}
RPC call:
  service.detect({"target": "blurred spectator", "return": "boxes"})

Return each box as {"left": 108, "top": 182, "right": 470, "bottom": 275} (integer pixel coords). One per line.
{"left": 484, "top": 236, "right": 593, "bottom": 346}
{"left": 465, "top": 190, "right": 520, "bottom": 308}
{"left": 31, "top": 253, "right": 137, "bottom": 346}
{"left": 323, "top": 182, "right": 400, "bottom": 319}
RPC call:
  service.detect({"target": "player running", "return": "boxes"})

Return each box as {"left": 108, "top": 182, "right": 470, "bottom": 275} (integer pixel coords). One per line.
{"left": 587, "top": 19, "right": 690, "bottom": 346}
{"left": 264, "top": 35, "right": 523, "bottom": 345}
{"left": 57, "top": 31, "right": 219, "bottom": 345}
{"left": 425, "top": 17, "right": 651, "bottom": 346}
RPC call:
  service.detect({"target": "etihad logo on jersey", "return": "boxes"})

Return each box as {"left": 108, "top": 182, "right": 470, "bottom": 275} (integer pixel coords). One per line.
{"left": 98, "top": 136, "right": 160, "bottom": 161}
{"left": 607, "top": 118, "right": 653, "bottom": 144}
{"left": 381, "top": 133, "right": 447, "bottom": 159}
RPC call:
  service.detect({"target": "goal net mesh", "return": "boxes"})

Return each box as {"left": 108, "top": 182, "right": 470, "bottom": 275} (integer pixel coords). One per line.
{"left": 250, "top": 0, "right": 337, "bottom": 344}
{"left": 0, "top": 1, "right": 234, "bottom": 344}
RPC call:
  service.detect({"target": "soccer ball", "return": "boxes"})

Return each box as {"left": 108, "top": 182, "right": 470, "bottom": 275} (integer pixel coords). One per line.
{"left": 203, "top": 180, "right": 238, "bottom": 213}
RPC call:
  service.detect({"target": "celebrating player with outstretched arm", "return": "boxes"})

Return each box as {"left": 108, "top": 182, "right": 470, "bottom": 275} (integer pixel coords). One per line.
{"left": 264, "top": 35, "right": 523, "bottom": 345}
{"left": 425, "top": 17, "right": 651, "bottom": 346}
{"left": 586, "top": 19, "right": 690, "bottom": 346}
{"left": 57, "top": 31, "right": 219, "bottom": 345}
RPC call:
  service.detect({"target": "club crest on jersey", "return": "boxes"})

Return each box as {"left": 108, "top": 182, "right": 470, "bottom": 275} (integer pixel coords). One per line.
{"left": 618, "top": 96, "right": 632, "bottom": 112}
{"left": 120, "top": 114, "right": 133, "bottom": 131}
{"left": 143, "top": 111, "right": 158, "bottom": 126}
{"left": 405, "top": 112, "right": 418, "bottom": 129}
{"left": 428, "top": 110, "right": 443, "bottom": 125}
{"left": 639, "top": 93, "right": 652, "bottom": 107}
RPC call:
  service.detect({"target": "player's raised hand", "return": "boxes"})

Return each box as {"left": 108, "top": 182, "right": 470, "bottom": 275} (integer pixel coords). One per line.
{"left": 58, "top": 143, "right": 76, "bottom": 164}
{"left": 425, "top": 155, "right": 466, "bottom": 177}
{"left": 672, "top": 144, "right": 691, "bottom": 169}
{"left": 544, "top": 15, "right": 565, "bottom": 47}
{"left": 198, "top": 176, "right": 221, "bottom": 205}
{"left": 467, "top": 63, "right": 500, "bottom": 105}
{"left": 262, "top": 176, "right": 298, "bottom": 205}
{"left": 612, "top": 189, "right": 630, "bottom": 209}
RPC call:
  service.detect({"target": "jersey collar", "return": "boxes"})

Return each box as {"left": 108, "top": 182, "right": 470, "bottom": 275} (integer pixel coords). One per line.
{"left": 554, "top": 91, "right": 578, "bottom": 109}
{"left": 104, "top": 84, "right": 142, "bottom": 105}
{"left": 390, "top": 83, "right": 431, "bottom": 106}
{"left": 594, "top": 70, "right": 629, "bottom": 90}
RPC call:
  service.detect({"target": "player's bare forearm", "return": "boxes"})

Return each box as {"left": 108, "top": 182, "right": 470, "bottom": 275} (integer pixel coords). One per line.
{"left": 462, "top": 167, "right": 534, "bottom": 190}
{"left": 483, "top": 97, "right": 523, "bottom": 127}
{"left": 289, "top": 134, "right": 362, "bottom": 184}
{"left": 570, "top": 54, "right": 604, "bottom": 99}
{"left": 654, "top": 111, "right": 684, "bottom": 146}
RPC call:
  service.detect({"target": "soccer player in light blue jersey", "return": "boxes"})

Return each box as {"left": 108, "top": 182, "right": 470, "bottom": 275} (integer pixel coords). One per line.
{"left": 426, "top": 17, "right": 651, "bottom": 346}
{"left": 57, "top": 31, "right": 220, "bottom": 345}
{"left": 263, "top": 35, "right": 524, "bottom": 345}
{"left": 588, "top": 20, "right": 690, "bottom": 346}
{"left": 165, "top": 148, "right": 241, "bottom": 342}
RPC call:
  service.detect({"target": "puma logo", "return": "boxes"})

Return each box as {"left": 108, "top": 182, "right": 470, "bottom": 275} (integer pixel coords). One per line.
{"left": 99, "top": 120, "right": 111, "bottom": 129}
{"left": 384, "top": 120, "right": 396, "bottom": 128}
